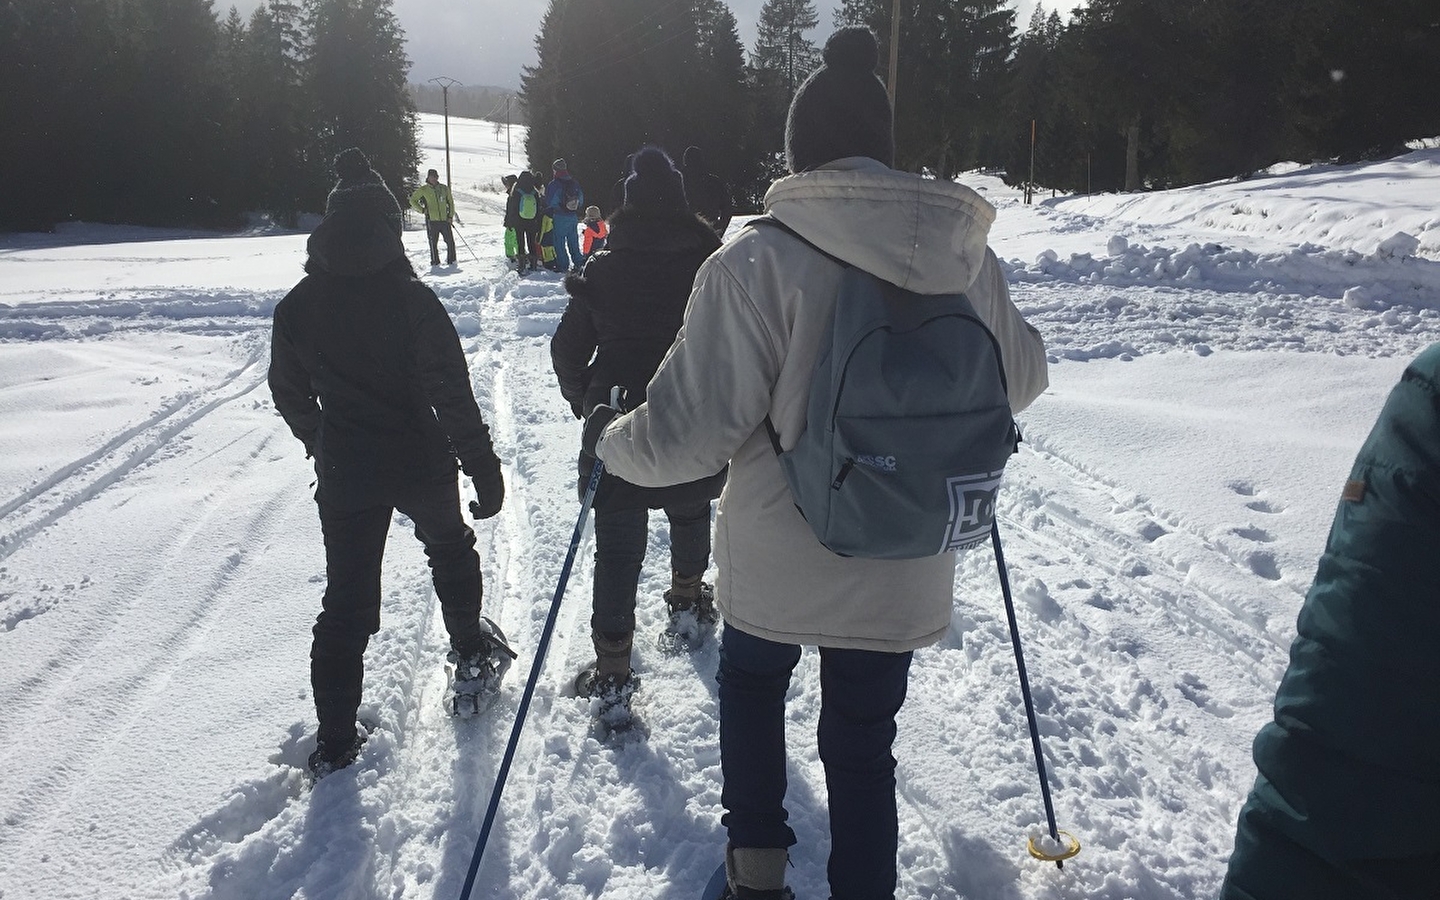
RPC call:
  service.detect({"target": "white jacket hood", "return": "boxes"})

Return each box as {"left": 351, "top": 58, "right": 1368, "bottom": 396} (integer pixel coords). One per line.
{"left": 763, "top": 157, "right": 997, "bottom": 295}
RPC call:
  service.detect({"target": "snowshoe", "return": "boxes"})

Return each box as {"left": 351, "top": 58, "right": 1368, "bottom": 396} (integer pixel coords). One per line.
{"left": 574, "top": 665, "right": 645, "bottom": 742}
{"left": 658, "top": 581, "right": 718, "bottom": 654}
{"left": 447, "top": 616, "right": 517, "bottom": 718}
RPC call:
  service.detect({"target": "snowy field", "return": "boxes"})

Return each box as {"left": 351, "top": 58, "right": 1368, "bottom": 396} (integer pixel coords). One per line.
{"left": 2, "top": 113, "right": 1438, "bottom": 900}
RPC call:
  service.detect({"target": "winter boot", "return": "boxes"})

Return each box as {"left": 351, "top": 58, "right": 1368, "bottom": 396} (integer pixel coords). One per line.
{"left": 721, "top": 845, "right": 794, "bottom": 900}
{"left": 308, "top": 725, "right": 366, "bottom": 782}
{"left": 574, "top": 630, "right": 640, "bottom": 737}
{"left": 447, "top": 616, "right": 518, "bottom": 717}
{"left": 659, "top": 570, "right": 718, "bottom": 653}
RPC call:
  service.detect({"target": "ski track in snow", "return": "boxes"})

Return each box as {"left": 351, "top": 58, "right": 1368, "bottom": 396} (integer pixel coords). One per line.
{"left": 3, "top": 153, "right": 1440, "bottom": 899}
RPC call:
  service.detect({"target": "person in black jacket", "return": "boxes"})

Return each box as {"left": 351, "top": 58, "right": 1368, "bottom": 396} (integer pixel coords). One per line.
{"left": 269, "top": 148, "right": 512, "bottom": 779}
{"left": 551, "top": 146, "right": 725, "bottom": 718}
{"left": 504, "top": 170, "right": 543, "bottom": 274}
{"left": 681, "top": 145, "right": 733, "bottom": 238}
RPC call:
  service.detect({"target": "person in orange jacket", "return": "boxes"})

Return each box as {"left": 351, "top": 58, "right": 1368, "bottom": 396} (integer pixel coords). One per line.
{"left": 580, "top": 205, "right": 608, "bottom": 267}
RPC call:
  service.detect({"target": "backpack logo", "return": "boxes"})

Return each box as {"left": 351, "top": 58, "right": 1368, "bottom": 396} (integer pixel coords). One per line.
{"left": 754, "top": 218, "right": 1018, "bottom": 560}
{"left": 519, "top": 192, "right": 537, "bottom": 220}
{"left": 944, "top": 472, "right": 1002, "bottom": 552}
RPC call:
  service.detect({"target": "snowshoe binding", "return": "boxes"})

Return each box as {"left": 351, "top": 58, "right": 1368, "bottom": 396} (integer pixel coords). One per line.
{"left": 658, "top": 577, "right": 718, "bottom": 654}
{"left": 574, "top": 664, "right": 645, "bottom": 742}
{"left": 447, "top": 616, "right": 517, "bottom": 718}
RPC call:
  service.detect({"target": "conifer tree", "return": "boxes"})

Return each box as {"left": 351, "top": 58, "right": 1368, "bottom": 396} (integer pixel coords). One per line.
{"left": 302, "top": 0, "right": 419, "bottom": 212}
{"left": 752, "top": 0, "right": 821, "bottom": 97}
{"left": 521, "top": 0, "right": 755, "bottom": 213}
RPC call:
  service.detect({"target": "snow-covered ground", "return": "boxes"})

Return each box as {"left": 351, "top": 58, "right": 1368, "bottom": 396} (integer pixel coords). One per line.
{"left": 2, "top": 114, "right": 1438, "bottom": 900}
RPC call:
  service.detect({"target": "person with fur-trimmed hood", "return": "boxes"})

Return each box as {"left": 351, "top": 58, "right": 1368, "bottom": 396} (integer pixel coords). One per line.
{"left": 582, "top": 29, "right": 1048, "bottom": 900}
{"left": 550, "top": 145, "right": 726, "bottom": 720}
{"left": 270, "top": 148, "right": 512, "bottom": 780}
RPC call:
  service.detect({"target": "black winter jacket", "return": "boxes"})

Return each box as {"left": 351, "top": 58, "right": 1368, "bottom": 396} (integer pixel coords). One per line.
{"left": 505, "top": 171, "right": 542, "bottom": 230}
{"left": 551, "top": 207, "right": 725, "bottom": 509}
{"left": 269, "top": 239, "right": 497, "bottom": 511}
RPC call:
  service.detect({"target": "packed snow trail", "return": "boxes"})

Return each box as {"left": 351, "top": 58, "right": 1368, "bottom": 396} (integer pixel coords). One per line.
{"left": 3, "top": 115, "right": 1439, "bottom": 900}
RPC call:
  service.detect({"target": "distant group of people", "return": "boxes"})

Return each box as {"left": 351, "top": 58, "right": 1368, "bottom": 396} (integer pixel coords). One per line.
{"left": 263, "top": 23, "right": 1424, "bottom": 900}
{"left": 500, "top": 148, "right": 731, "bottom": 278}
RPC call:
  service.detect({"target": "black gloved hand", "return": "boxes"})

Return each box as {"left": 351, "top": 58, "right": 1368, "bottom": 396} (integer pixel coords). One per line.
{"left": 581, "top": 404, "right": 619, "bottom": 458}
{"left": 469, "top": 459, "right": 505, "bottom": 520}
{"left": 569, "top": 399, "right": 584, "bottom": 420}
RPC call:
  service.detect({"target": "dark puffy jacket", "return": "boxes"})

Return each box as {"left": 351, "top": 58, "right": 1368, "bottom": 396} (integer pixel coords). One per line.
{"left": 1221, "top": 342, "right": 1440, "bottom": 899}
{"left": 551, "top": 207, "right": 724, "bottom": 509}
{"left": 269, "top": 227, "right": 497, "bottom": 511}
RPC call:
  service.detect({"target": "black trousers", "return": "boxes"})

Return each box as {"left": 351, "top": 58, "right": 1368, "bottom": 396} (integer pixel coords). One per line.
{"left": 311, "top": 476, "right": 483, "bottom": 740}
{"left": 591, "top": 499, "right": 712, "bottom": 634}
{"left": 518, "top": 224, "right": 541, "bottom": 269}
{"left": 427, "top": 220, "right": 456, "bottom": 265}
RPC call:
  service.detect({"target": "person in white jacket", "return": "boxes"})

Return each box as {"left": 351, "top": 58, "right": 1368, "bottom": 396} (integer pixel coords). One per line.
{"left": 585, "top": 27, "right": 1049, "bottom": 900}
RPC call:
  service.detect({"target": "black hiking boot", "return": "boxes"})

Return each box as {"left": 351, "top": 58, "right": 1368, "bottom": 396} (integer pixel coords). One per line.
{"left": 307, "top": 727, "right": 366, "bottom": 781}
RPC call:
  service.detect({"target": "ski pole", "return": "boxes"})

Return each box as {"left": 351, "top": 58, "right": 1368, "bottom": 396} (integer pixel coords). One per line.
{"left": 457, "top": 454, "right": 605, "bottom": 900}
{"left": 992, "top": 519, "right": 1078, "bottom": 868}
{"left": 453, "top": 224, "right": 482, "bottom": 264}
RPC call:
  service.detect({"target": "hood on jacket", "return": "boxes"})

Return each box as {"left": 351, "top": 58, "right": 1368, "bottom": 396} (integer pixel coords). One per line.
{"left": 305, "top": 209, "right": 406, "bottom": 276}
{"left": 763, "top": 156, "right": 996, "bottom": 295}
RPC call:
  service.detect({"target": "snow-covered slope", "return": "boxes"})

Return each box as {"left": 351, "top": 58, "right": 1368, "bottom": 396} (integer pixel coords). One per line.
{"left": 1, "top": 115, "right": 1437, "bottom": 900}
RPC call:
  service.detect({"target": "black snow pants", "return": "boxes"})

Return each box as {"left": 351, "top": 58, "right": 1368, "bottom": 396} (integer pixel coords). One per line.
{"left": 311, "top": 475, "right": 483, "bottom": 742}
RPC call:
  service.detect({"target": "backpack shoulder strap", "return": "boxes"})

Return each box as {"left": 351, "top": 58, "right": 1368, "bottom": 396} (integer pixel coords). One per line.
{"left": 747, "top": 216, "right": 849, "bottom": 269}
{"left": 747, "top": 215, "right": 858, "bottom": 457}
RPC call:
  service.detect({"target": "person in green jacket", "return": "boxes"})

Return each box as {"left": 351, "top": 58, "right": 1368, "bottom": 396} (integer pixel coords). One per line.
{"left": 409, "top": 168, "right": 461, "bottom": 267}
{"left": 1221, "top": 341, "right": 1440, "bottom": 900}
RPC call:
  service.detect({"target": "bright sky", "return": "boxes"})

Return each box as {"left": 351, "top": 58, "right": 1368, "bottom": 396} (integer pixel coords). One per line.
{"left": 218, "top": 0, "right": 1075, "bottom": 90}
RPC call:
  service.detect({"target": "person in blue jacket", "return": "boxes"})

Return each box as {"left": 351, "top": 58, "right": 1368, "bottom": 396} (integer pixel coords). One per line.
{"left": 1220, "top": 341, "right": 1440, "bottom": 899}
{"left": 544, "top": 158, "right": 585, "bottom": 273}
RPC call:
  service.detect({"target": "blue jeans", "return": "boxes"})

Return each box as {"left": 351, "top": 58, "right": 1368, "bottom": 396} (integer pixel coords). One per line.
{"left": 551, "top": 214, "right": 582, "bottom": 271}
{"left": 717, "top": 624, "right": 913, "bottom": 900}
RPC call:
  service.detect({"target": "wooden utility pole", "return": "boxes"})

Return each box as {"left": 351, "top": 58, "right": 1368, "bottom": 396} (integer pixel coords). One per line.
{"left": 428, "top": 76, "right": 462, "bottom": 188}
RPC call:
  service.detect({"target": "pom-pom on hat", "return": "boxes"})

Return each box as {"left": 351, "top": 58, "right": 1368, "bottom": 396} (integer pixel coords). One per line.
{"left": 784, "top": 27, "right": 894, "bottom": 174}
{"left": 325, "top": 147, "right": 403, "bottom": 236}
{"left": 623, "top": 146, "right": 688, "bottom": 215}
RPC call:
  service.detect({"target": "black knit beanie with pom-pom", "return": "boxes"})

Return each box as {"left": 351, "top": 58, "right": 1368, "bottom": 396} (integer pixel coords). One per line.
{"left": 784, "top": 27, "right": 894, "bottom": 174}
{"left": 623, "top": 146, "right": 688, "bottom": 214}
{"left": 325, "top": 147, "right": 403, "bottom": 236}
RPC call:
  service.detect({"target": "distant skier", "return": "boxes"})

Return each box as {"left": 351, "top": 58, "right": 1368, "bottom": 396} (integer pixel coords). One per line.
{"left": 681, "top": 145, "right": 732, "bottom": 238}
{"left": 269, "top": 147, "right": 512, "bottom": 780}
{"left": 551, "top": 146, "right": 725, "bottom": 729}
{"left": 582, "top": 31, "right": 1048, "bottom": 899}
{"left": 409, "top": 167, "right": 461, "bottom": 267}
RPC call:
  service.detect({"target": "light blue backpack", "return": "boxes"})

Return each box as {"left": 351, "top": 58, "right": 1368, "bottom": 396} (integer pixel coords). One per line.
{"left": 755, "top": 218, "right": 1019, "bottom": 559}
